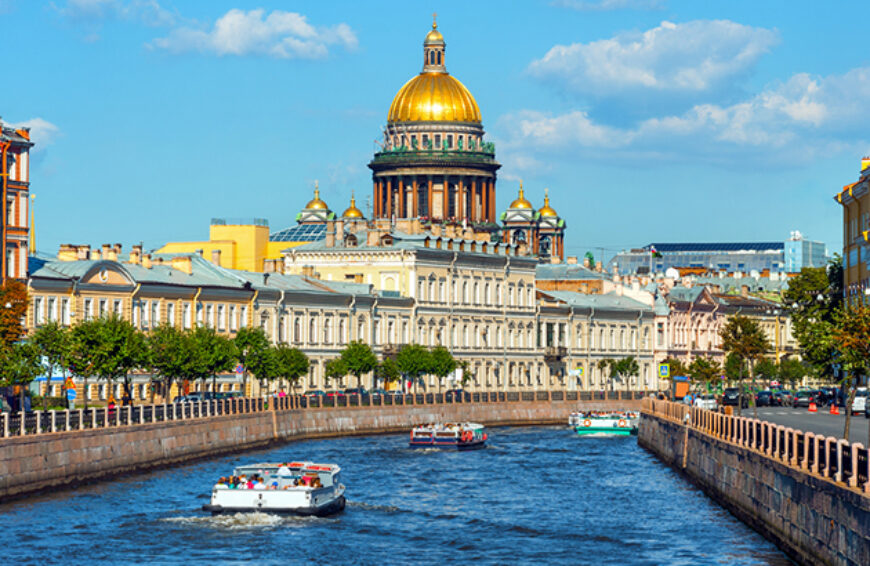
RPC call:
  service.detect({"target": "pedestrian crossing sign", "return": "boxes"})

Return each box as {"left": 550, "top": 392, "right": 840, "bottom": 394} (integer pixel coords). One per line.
{"left": 659, "top": 363, "right": 670, "bottom": 378}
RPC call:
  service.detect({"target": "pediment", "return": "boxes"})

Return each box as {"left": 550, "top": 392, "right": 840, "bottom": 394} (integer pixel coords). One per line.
{"left": 82, "top": 263, "right": 134, "bottom": 286}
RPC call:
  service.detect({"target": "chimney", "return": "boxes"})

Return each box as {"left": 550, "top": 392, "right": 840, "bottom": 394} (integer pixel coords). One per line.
{"left": 367, "top": 230, "right": 380, "bottom": 247}
{"left": 142, "top": 253, "right": 152, "bottom": 269}
{"left": 129, "top": 245, "right": 142, "bottom": 265}
{"left": 301, "top": 265, "right": 316, "bottom": 278}
{"left": 101, "top": 243, "right": 111, "bottom": 258}
{"left": 335, "top": 219, "right": 345, "bottom": 243}
{"left": 77, "top": 245, "right": 90, "bottom": 260}
{"left": 595, "top": 261, "right": 603, "bottom": 272}
{"left": 170, "top": 255, "right": 193, "bottom": 275}
{"left": 57, "top": 244, "right": 77, "bottom": 261}
{"left": 211, "top": 249, "right": 221, "bottom": 266}
{"left": 105, "top": 244, "right": 118, "bottom": 262}
{"left": 566, "top": 256, "right": 578, "bottom": 265}
{"left": 264, "top": 260, "right": 276, "bottom": 273}
{"left": 113, "top": 243, "right": 122, "bottom": 255}
{"left": 325, "top": 220, "right": 336, "bottom": 248}
{"left": 263, "top": 273, "right": 270, "bottom": 285}
{"left": 90, "top": 249, "right": 101, "bottom": 261}
{"left": 431, "top": 224, "right": 442, "bottom": 237}
{"left": 582, "top": 256, "right": 590, "bottom": 268}
{"left": 741, "top": 285, "right": 749, "bottom": 298}
{"left": 194, "top": 249, "right": 203, "bottom": 258}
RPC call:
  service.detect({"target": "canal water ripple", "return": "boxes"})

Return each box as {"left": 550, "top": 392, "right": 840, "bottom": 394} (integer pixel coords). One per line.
{"left": 0, "top": 426, "right": 793, "bottom": 565}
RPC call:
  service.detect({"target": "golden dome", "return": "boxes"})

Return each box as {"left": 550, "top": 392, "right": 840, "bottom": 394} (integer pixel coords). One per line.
{"left": 425, "top": 14, "right": 444, "bottom": 44}
{"left": 388, "top": 72, "right": 481, "bottom": 123}
{"left": 538, "top": 188, "right": 558, "bottom": 217}
{"left": 342, "top": 194, "right": 364, "bottom": 218}
{"left": 509, "top": 183, "right": 533, "bottom": 209}
{"left": 305, "top": 184, "right": 329, "bottom": 210}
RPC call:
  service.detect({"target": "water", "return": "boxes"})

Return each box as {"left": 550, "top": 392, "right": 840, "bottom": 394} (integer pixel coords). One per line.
{"left": 0, "top": 426, "right": 792, "bottom": 565}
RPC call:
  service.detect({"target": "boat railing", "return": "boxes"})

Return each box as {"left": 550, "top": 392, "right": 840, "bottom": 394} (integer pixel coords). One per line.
{"left": 2, "top": 389, "right": 656, "bottom": 438}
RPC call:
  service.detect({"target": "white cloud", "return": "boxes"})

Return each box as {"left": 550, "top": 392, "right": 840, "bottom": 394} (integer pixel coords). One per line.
{"left": 551, "top": 0, "right": 662, "bottom": 11}
{"left": 54, "top": 0, "right": 176, "bottom": 27}
{"left": 8, "top": 118, "right": 61, "bottom": 150}
{"left": 528, "top": 20, "right": 778, "bottom": 97}
{"left": 149, "top": 9, "right": 358, "bottom": 59}
{"left": 498, "top": 67, "right": 870, "bottom": 167}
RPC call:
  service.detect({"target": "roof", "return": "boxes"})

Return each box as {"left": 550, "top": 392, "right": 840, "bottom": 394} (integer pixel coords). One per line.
{"left": 535, "top": 263, "right": 608, "bottom": 280}
{"left": 541, "top": 290, "right": 652, "bottom": 313}
{"left": 270, "top": 223, "right": 327, "bottom": 242}
{"left": 1, "top": 125, "right": 34, "bottom": 147}
{"left": 646, "top": 242, "right": 784, "bottom": 253}
{"left": 666, "top": 286, "right": 706, "bottom": 303}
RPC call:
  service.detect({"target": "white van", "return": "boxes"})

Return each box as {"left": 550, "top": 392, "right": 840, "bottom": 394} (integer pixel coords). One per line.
{"left": 852, "top": 387, "right": 868, "bottom": 415}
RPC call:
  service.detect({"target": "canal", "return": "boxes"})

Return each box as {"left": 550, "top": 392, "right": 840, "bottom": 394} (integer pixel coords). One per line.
{"left": 1, "top": 426, "right": 792, "bottom": 565}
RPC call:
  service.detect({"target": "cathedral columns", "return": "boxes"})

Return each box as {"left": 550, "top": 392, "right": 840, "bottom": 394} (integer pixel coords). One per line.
{"left": 398, "top": 177, "right": 405, "bottom": 218}
{"left": 427, "top": 177, "right": 434, "bottom": 219}
{"left": 386, "top": 178, "right": 393, "bottom": 218}
{"left": 412, "top": 177, "right": 419, "bottom": 218}
{"left": 442, "top": 177, "right": 449, "bottom": 219}
{"left": 458, "top": 177, "right": 465, "bottom": 221}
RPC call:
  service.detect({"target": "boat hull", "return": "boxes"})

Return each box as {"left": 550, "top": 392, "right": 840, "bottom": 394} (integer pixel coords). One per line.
{"left": 202, "top": 494, "right": 346, "bottom": 517}
{"left": 573, "top": 426, "right": 636, "bottom": 436}
{"left": 409, "top": 439, "right": 486, "bottom": 450}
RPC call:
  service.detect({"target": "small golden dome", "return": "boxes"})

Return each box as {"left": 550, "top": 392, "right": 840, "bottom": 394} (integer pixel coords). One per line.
{"left": 539, "top": 188, "right": 558, "bottom": 217}
{"left": 342, "top": 194, "right": 364, "bottom": 218}
{"left": 509, "top": 183, "right": 533, "bottom": 209}
{"left": 305, "top": 185, "right": 329, "bottom": 210}
{"left": 388, "top": 72, "right": 481, "bottom": 123}
{"left": 425, "top": 14, "right": 444, "bottom": 44}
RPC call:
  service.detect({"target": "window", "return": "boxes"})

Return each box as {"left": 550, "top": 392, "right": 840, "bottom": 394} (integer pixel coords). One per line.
{"left": 34, "top": 297, "right": 44, "bottom": 325}
{"left": 167, "top": 302, "right": 175, "bottom": 326}
{"left": 309, "top": 318, "right": 317, "bottom": 344}
{"left": 339, "top": 319, "right": 346, "bottom": 344}
{"left": 229, "top": 306, "right": 237, "bottom": 330}
{"left": 435, "top": 134, "right": 441, "bottom": 147}
{"left": 113, "top": 300, "right": 122, "bottom": 316}
{"left": 183, "top": 303, "right": 192, "bottom": 329}
{"left": 47, "top": 297, "right": 56, "bottom": 322}
{"left": 217, "top": 305, "right": 225, "bottom": 330}
{"left": 240, "top": 306, "right": 248, "bottom": 327}
{"left": 447, "top": 134, "right": 453, "bottom": 149}
{"left": 61, "top": 298, "right": 70, "bottom": 326}
{"left": 205, "top": 304, "right": 213, "bottom": 327}
{"left": 84, "top": 298, "right": 93, "bottom": 321}
{"left": 152, "top": 301, "right": 160, "bottom": 325}
{"left": 98, "top": 299, "right": 107, "bottom": 318}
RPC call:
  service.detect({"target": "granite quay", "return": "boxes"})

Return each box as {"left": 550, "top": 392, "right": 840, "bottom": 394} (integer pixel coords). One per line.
{"left": 0, "top": 390, "right": 645, "bottom": 501}
{"left": 640, "top": 399, "right": 870, "bottom": 566}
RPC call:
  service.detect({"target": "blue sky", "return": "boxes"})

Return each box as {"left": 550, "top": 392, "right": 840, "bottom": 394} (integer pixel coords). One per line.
{"left": 3, "top": 0, "right": 867, "bottom": 261}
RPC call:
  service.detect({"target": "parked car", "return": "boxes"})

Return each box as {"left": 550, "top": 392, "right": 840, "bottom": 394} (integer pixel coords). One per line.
{"left": 325, "top": 390, "right": 345, "bottom": 397}
{"left": 216, "top": 391, "right": 243, "bottom": 400}
{"left": 793, "top": 390, "right": 823, "bottom": 408}
{"left": 722, "top": 387, "right": 747, "bottom": 408}
{"left": 756, "top": 390, "right": 774, "bottom": 407}
{"left": 851, "top": 388, "right": 868, "bottom": 415}
{"left": 775, "top": 390, "right": 794, "bottom": 407}
{"left": 303, "top": 390, "right": 326, "bottom": 397}
{"left": 343, "top": 387, "right": 368, "bottom": 396}
{"left": 693, "top": 394, "right": 718, "bottom": 410}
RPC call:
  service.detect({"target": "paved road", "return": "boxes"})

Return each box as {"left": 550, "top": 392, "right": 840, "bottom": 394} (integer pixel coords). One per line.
{"left": 747, "top": 406, "right": 870, "bottom": 446}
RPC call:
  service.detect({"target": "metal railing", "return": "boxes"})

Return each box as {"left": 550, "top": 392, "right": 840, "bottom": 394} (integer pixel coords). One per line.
{"left": 642, "top": 398, "right": 870, "bottom": 495}
{"left": 1, "top": 390, "right": 652, "bottom": 438}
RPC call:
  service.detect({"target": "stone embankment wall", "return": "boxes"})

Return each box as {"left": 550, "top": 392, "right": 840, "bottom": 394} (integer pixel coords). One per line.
{"left": 0, "top": 399, "right": 634, "bottom": 501}
{"left": 639, "top": 400, "right": 870, "bottom": 566}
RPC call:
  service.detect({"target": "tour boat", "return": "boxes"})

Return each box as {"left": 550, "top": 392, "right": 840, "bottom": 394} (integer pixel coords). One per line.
{"left": 409, "top": 422, "right": 487, "bottom": 450}
{"left": 568, "top": 411, "right": 639, "bottom": 436}
{"left": 202, "top": 461, "right": 346, "bottom": 516}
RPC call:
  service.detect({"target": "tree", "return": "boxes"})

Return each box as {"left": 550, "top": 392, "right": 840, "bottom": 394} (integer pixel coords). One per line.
{"left": 247, "top": 345, "right": 280, "bottom": 395}
{"left": 597, "top": 358, "right": 616, "bottom": 390}
{"left": 275, "top": 345, "right": 309, "bottom": 393}
{"left": 455, "top": 359, "right": 472, "bottom": 387}
{"left": 613, "top": 356, "right": 639, "bottom": 391}
{"left": 723, "top": 352, "right": 745, "bottom": 383}
{"left": 832, "top": 303, "right": 870, "bottom": 441}
{"left": 234, "top": 327, "right": 270, "bottom": 397}
{"left": 720, "top": 315, "right": 771, "bottom": 418}
{"left": 324, "top": 357, "right": 348, "bottom": 388}
{"left": 378, "top": 357, "right": 400, "bottom": 387}
{"left": 0, "top": 279, "right": 28, "bottom": 347}
{"left": 778, "top": 358, "right": 805, "bottom": 390}
{"left": 688, "top": 356, "right": 722, "bottom": 392}
{"left": 754, "top": 358, "right": 778, "bottom": 383}
{"left": 147, "top": 324, "right": 192, "bottom": 403}
{"left": 661, "top": 356, "right": 689, "bottom": 377}
{"left": 95, "top": 316, "right": 148, "bottom": 405}
{"left": 31, "top": 322, "right": 70, "bottom": 410}
{"left": 429, "top": 346, "right": 457, "bottom": 391}
{"left": 340, "top": 341, "right": 377, "bottom": 389}
{"left": 66, "top": 319, "right": 103, "bottom": 409}
{"left": 783, "top": 256, "right": 843, "bottom": 379}
{"left": 190, "top": 326, "right": 237, "bottom": 396}
{"left": 0, "top": 341, "right": 43, "bottom": 412}
{"left": 396, "top": 344, "right": 431, "bottom": 392}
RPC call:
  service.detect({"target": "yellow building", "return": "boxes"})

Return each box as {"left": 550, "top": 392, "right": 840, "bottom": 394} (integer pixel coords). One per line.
{"left": 836, "top": 157, "right": 870, "bottom": 302}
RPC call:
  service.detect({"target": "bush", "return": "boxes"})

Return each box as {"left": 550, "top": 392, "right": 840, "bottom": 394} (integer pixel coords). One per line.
{"left": 31, "top": 395, "right": 68, "bottom": 409}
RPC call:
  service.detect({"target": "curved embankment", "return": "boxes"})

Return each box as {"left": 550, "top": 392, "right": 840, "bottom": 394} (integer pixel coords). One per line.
{"left": 0, "top": 399, "right": 637, "bottom": 501}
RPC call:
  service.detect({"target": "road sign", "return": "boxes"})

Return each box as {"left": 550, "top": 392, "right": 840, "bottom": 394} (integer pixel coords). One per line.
{"left": 659, "top": 363, "right": 670, "bottom": 378}
{"left": 66, "top": 388, "right": 77, "bottom": 400}
{"left": 236, "top": 364, "right": 244, "bottom": 375}
{"left": 577, "top": 366, "right": 584, "bottom": 376}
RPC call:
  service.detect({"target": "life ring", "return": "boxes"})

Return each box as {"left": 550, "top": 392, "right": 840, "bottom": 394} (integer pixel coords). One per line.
{"left": 583, "top": 419, "right": 591, "bottom": 427}
{"left": 618, "top": 419, "right": 627, "bottom": 427}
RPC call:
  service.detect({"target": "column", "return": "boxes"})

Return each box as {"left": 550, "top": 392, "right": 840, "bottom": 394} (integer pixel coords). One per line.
{"left": 489, "top": 180, "right": 496, "bottom": 222}
{"left": 458, "top": 177, "right": 465, "bottom": 221}
{"left": 398, "top": 178, "right": 405, "bottom": 219}
{"left": 442, "top": 176, "right": 449, "bottom": 220}
{"left": 412, "top": 177, "right": 419, "bottom": 218}
{"left": 386, "top": 178, "right": 393, "bottom": 218}
{"left": 470, "top": 178, "right": 478, "bottom": 222}
{"left": 480, "top": 177, "right": 487, "bottom": 223}
{"left": 427, "top": 177, "right": 434, "bottom": 219}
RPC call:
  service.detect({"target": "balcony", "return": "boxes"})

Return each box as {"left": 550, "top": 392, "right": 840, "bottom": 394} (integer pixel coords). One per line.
{"left": 544, "top": 346, "right": 567, "bottom": 362}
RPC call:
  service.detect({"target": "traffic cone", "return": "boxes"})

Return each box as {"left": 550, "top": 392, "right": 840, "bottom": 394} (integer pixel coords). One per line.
{"left": 808, "top": 402, "right": 817, "bottom": 412}
{"left": 830, "top": 404, "right": 840, "bottom": 415}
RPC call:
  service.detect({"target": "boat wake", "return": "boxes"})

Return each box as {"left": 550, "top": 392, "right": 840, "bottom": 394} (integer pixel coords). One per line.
{"left": 161, "top": 512, "right": 320, "bottom": 529}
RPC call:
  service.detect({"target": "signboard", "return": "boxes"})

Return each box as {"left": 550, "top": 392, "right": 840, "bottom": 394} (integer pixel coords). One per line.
{"left": 659, "top": 363, "right": 670, "bottom": 378}
{"left": 236, "top": 364, "right": 244, "bottom": 375}
{"left": 66, "top": 388, "right": 77, "bottom": 400}
{"left": 568, "top": 367, "right": 584, "bottom": 378}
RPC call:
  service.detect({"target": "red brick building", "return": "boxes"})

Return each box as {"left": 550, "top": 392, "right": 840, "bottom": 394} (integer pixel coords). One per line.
{"left": 0, "top": 119, "right": 33, "bottom": 281}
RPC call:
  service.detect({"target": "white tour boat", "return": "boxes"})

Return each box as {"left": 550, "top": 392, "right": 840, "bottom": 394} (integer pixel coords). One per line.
{"left": 202, "top": 461, "right": 346, "bottom": 516}
{"left": 409, "top": 422, "right": 487, "bottom": 450}
{"left": 568, "top": 411, "right": 639, "bottom": 436}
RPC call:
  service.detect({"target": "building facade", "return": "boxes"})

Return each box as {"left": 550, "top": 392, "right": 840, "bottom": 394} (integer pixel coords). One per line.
{"left": 836, "top": 159, "right": 870, "bottom": 301}
{"left": 1, "top": 119, "right": 32, "bottom": 281}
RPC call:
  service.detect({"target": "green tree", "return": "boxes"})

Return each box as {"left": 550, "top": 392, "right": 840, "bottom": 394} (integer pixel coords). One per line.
{"left": 777, "top": 358, "right": 805, "bottom": 390}
{"left": 455, "top": 359, "right": 472, "bottom": 387}
{"left": 324, "top": 357, "right": 348, "bottom": 388}
{"left": 66, "top": 319, "right": 103, "bottom": 409}
{"left": 0, "top": 341, "right": 43, "bottom": 411}
{"left": 832, "top": 303, "right": 870, "bottom": 441}
{"left": 429, "top": 346, "right": 456, "bottom": 391}
{"left": 661, "top": 356, "right": 689, "bottom": 377}
{"left": 688, "top": 356, "right": 722, "bottom": 392}
{"left": 234, "top": 326, "right": 270, "bottom": 397}
{"left": 720, "top": 314, "right": 771, "bottom": 418}
{"left": 147, "top": 324, "right": 192, "bottom": 403}
{"left": 754, "top": 358, "right": 778, "bottom": 383}
{"left": 613, "top": 356, "right": 640, "bottom": 391}
{"left": 31, "top": 321, "right": 70, "bottom": 410}
{"left": 275, "top": 345, "right": 309, "bottom": 393}
{"left": 247, "top": 345, "right": 280, "bottom": 396}
{"left": 340, "top": 340, "right": 377, "bottom": 389}
{"left": 723, "top": 352, "right": 745, "bottom": 383}
{"left": 0, "top": 279, "right": 29, "bottom": 348}
{"left": 396, "top": 344, "right": 431, "bottom": 392}
{"left": 597, "top": 358, "right": 616, "bottom": 390}
{"left": 189, "top": 326, "right": 237, "bottom": 396}
{"left": 783, "top": 256, "right": 843, "bottom": 379}
{"left": 378, "top": 357, "right": 401, "bottom": 387}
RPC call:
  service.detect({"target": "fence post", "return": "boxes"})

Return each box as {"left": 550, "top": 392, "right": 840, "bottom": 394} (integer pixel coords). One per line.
{"left": 823, "top": 437, "right": 833, "bottom": 477}
{"left": 78, "top": 409, "right": 84, "bottom": 430}
{"left": 802, "top": 432, "right": 813, "bottom": 471}
{"left": 791, "top": 429, "right": 799, "bottom": 466}
{"left": 139, "top": 405, "right": 145, "bottom": 425}
{"left": 173, "top": 402, "right": 178, "bottom": 420}
{"left": 849, "top": 443, "right": 863, "bottom": 488}
{"left": 51, "top": 411, "right": 56, "bottom": 433}
{"left": 65, "top": 410, "right": 71, "bottom": 432}
{"left": 127, "top": 405, "right": 132, "bottom": 426}
{"left": 2, "top": 412, "right": 8, "bottom": 437}
{"left": 835, "top": 439, "right": 847, "bottom": 483}
{"left": 35, "top": 410, "right": 42, "bottom": 435}
{"left": 91, "top": 408, "right": 97, "bottom": 429}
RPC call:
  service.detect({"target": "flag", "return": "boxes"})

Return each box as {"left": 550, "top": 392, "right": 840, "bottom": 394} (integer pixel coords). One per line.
{"left": 650, "top": 245, "right": 663, "bottom": 258}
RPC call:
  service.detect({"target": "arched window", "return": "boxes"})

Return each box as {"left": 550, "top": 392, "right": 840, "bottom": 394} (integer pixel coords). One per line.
{"left": 437, "top": 51, "right": 441, "bottom": 65}
{"left": 358, "top": 318, "right": 366, "bottom": 340}
{"left": 484, "top": 283, "right": 490, "bottom": 305}
{"left": 338, "top": 319, "right": 346, "bottom": 345}
{"left": 474, "top": 282, "right": 480, "bottom": 304}
{"left": 324, "top": 318, "right": 332, "bottom": 344}
{"left": 462, "top": 281, "right": 469, "bottom": 304}
{"left": 309, "top": 318, "right": 317, "bottom": 344}
{"left": 429, "top": 51, "right": 434, "bottom": 64}
{"left": 294, "top": 318, "right": 301, "bottom": 342}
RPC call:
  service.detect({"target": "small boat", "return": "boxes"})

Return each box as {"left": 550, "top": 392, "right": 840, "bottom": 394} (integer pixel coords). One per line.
{"left": 409, "top": 422, "right": 487, "bottom": 450}
{"left": 569, "top": 411, "right": 639, "bottom": 436}
{"left": 202, "top": 461, "right": 346, "bottom": 516}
